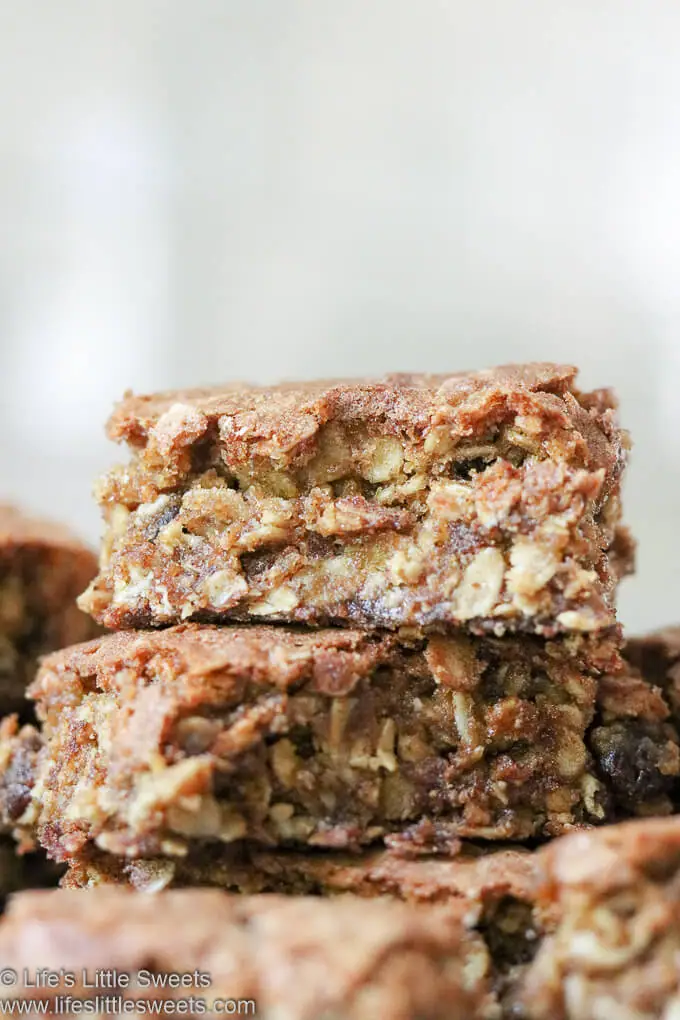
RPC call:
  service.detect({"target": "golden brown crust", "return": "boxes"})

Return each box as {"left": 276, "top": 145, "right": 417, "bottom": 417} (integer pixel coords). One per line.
{"left": 0, "top": 889, "right": 489, "bottom": 1019}
{"left": 64, "top": 844, "right": 544, "bottom": 1015}
{"left": 8, "top": 623, "right": 677, "bottom": 859}
{"left": 82, "top": 364, "right": 629, "bottom": 637}
{"left": 35, "top": 622, "right": 396, "bottom": 698}
{"left": 109, "top": 364, "right": 587, "bottom": 448}
{"left": 61, "top": 842, "right": 554, "bottom": 1018}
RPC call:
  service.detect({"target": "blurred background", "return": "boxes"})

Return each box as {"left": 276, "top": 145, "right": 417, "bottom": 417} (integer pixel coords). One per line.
{"left": 0, "top": 1, "right": 678, "bottom": 632}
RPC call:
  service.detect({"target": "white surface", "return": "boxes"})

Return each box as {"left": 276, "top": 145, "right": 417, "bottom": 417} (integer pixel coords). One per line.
{"left": 0, "top": 1, "right": 678, "bottom": 632}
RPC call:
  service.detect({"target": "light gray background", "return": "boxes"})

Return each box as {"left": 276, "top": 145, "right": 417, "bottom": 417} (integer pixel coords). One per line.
{"left": 0, "top": 1, "right": 678, "bottom": 633}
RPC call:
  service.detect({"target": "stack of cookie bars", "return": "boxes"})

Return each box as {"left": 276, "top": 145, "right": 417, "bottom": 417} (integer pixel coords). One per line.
{"left": 4, "top": 364, "right": 680, "bottom": 1018}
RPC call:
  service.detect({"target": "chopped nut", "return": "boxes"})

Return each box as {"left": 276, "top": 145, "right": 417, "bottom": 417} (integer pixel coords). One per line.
{"left": 237, "top": 522, "right": 292, "bottom": 551}
{"left": 203, "top": 569, "right": 248, "bottom": 609}
{"left": 453, "top": 548, "right": 506, "bottom": 619}
{"left": 556, "top": 731, "right": 587, "bottom": 779}
{"left": 363, "top": 437, "right": 405, "bottom": 483}
{"left": 127, "top": 758, "right": 213, "bottom": 831}
{"left": 451, "top": 443, "right": 498, "bottom": 463}
{"left": 249, "top": 586, "right": 299, "bottom": 616}
{"left": 269, "top": 802, "right": 294, "bottom": 824}
{"left": 388, "top": 547, "right": 427, "bottom": 585}
{"left": 112, "top": 566, "right": 154, "bottom": 607}
{"left": 563, "top": 567, "right": 599, "bottom": 599}
{"left": 156, "top": 518, "right": 184, "bottom": 551}
{"left": 126, "top": 858, "right": 177, "bottom": 893}
{"left": 270, "top": 739, "right": 300, "bottom": 788}
{"left": 218, "top": 805, "right": 249, "bottom": 842}
{"left": 312, "top": 496, "right": 412, "bottom": 538}
{"left": 502, "top": 425, "right": 540, "bottom": 454}
{"left": 375, "top": 474, "right": 427, "bottom": 505}
{"left": 557, "top": 610, "right": 599, "bottom": 633}
{"left": 428, "top": 481, "right": 474, "bottom": 522}
{"left": 506, "top": 537, "right": 560, "bottom": 597}
{"left": 167, "top": 794, "right": 222, "bottom": 837}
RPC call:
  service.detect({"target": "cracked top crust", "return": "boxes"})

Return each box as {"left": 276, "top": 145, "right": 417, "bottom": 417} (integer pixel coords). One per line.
{"left": 108, "top": 364, "right": 621, "bottom": 474}
{"left": 33, "top": 623, "right": 400, "bottom": 700}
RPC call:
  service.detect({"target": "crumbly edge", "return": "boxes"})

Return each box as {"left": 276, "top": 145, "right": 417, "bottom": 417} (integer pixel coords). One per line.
{"left": 11, "top": 626, "right": 679, "bottom": 858}
{"left": 81, "top": 369, "right": 628, "bottom": 636}
{"left": 29, "top": 633, "right": 609, "bottom": 854}
{"left": 82, "top": 457, "right": 625, "bottom": 636}
{"left": 104, "top": 365, "right": 622, "bottom": 489}
{"left": 518, "top": 818, "right": 680, "bottom": 1019}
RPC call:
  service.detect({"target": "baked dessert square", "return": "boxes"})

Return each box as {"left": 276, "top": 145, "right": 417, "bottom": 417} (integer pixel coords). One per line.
{"left": 6, "top": 623, "right": 677, "bottom": 863}
{"left": 65, "top": 840, "right": 545, "bottom": 1013}
{"left": 519, "top": 816, "right": 680, "bottom": 1019}
{"left": 0, "top": 504, "right": 98, "bottom": 714}
{"left": 57, "top": 820, "right": 680, "bottom": 1019}
{"left": 79, "top": 364, "right": 631, "bottom": 636}
{"left": 0, "top": 888, "right": 492, "bottom": 1020}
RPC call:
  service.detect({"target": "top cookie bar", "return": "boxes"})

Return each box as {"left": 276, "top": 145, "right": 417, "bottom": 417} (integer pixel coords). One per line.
{"left": 80, "top": 364, "right": 631, "bottom": 635}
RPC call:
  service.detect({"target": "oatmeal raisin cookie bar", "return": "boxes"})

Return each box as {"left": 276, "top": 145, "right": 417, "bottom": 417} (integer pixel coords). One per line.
{"left": 7, "top": 624, "right": 677, "bottom": 860}
{"left": 80, "top": 365, "right": 630, "bottom": 636}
